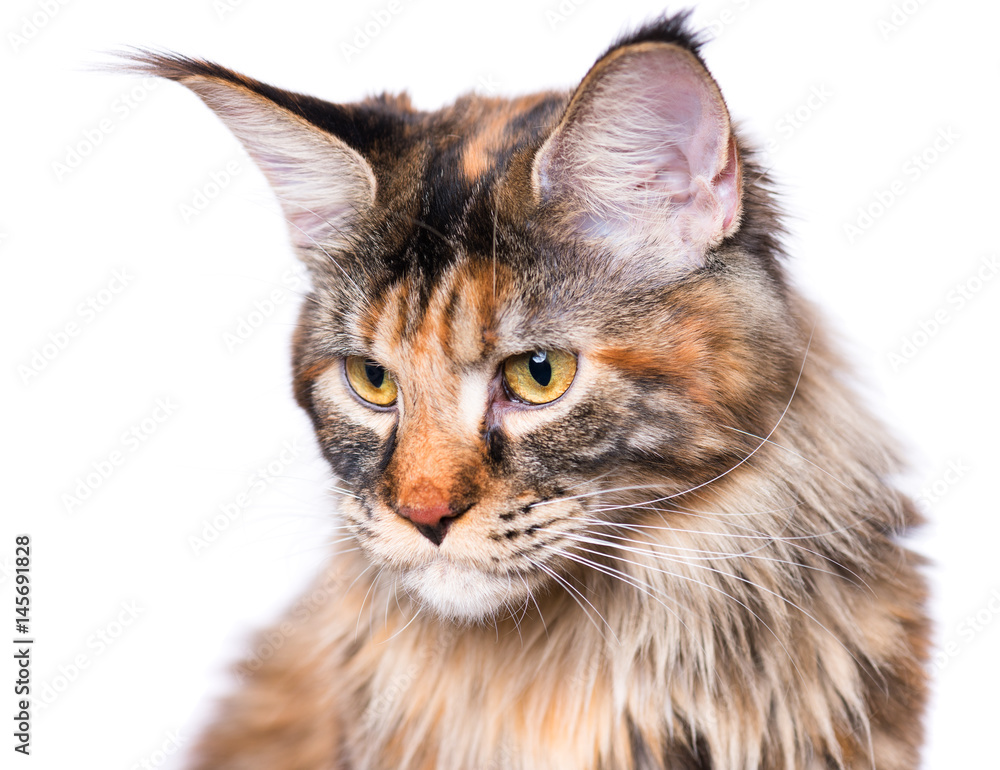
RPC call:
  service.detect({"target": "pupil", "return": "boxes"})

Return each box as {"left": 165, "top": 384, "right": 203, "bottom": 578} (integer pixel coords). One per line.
{"left": 364, "top": 361, "right": 384, "bottom": 388}
{"left": 528, "top": 351, "right": 551, "bottom": 387}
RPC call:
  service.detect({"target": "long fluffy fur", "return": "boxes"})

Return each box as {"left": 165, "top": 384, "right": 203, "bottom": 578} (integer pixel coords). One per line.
{"left": 124, "top": 13, "right": 928, "bottom": 769}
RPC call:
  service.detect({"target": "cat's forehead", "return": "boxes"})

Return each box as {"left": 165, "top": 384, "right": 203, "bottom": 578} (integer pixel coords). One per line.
{"left": 439, "top": 92, "right": 566, "bottom": 185}
{"left": 340, "top": 91, "right": 589, "bottom": 368}
{"left": 363, "top": 257, "right": 536, "bottom": 373}
{"left": 358, "top": 92, "right": 569, "bottom": 274}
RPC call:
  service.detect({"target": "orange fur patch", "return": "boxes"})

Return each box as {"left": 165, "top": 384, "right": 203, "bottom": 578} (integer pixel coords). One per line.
{"left": 459, "top": 94, "right": 558, "bottom": 181}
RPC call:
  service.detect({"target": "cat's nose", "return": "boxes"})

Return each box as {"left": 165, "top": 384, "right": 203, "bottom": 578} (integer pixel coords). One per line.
{"left": 398, "top": 503, "right": 466, "bottom": 546}
{"left": 399, "top": 503, "right": 452, "bottom": 527}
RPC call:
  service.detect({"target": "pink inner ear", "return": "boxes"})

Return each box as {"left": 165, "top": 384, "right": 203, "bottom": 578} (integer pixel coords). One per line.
{"left": 244, "top": 139, "right": 376, "bottom": 252}
{"left": 183, "top": 78, "right": 377, "bottom": 252}
{"left": 538, "top": 43, "right": 742, "bottom": 259}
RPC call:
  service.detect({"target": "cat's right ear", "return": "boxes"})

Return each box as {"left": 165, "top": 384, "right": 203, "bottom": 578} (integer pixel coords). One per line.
{"left": 119, "top": 52, "right": 376, "bottom": 255}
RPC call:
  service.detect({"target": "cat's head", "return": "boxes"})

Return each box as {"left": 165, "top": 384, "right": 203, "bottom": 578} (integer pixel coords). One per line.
{"left": 130, "top": 14, "right": 799, "bottom": 621}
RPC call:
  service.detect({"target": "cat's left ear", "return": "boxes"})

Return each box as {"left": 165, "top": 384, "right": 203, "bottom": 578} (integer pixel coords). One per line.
{"left": 532, "top": 41, "right": 742, "bottom": 270}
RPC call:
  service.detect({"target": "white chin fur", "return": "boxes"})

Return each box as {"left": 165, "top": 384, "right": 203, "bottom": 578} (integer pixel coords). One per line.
{"left": 400, "top": 560, "right": 515, "bottom": 622}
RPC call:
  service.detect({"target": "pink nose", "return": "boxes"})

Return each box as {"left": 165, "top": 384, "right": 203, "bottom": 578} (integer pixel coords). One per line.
{"left": 398, "top": 503, "right": 452, "bottom": 527}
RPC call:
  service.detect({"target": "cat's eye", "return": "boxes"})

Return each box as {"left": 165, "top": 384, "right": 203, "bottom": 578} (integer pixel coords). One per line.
{"left": 502, "top": 350, "right": 577, "bottom": 405}
{"left": 344, "top": 356, "right": 398, "bottom": 407}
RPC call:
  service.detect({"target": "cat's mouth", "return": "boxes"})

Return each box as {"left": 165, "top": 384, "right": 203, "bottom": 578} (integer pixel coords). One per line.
{"left": 346, "top": 494, "right": 569, "bottom": 621}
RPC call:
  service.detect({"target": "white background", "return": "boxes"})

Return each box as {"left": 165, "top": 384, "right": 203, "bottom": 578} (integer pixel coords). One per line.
{"left": 3, "top": 0, "right": 998, "bottom": 767}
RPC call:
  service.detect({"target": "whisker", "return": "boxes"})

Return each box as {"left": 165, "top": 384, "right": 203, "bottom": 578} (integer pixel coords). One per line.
{"left": 555, "top": 541, "right": 806, "bottom": 683}
{"left": 586, "top": 496, "right": 802, "bottom": 519}
{"left": 524, "top": 575, "right": 548, "bottom": 637}
{"left": 507, "top": 573, "right": 525, "bottom": 645}
{"left": 491, "top": 204, "right": 498, "bottom": 303}
{"left": 566, "top": 538, "right": 880, "bottom": 690}
{"left": 355, "top": 565, "right": 382, "bottom": 643}
{"left": 532, "top": 326, "right": 817, "bottom": 514}
{"left": 571, "top": 529, "right": 868, "bottom": 592}
{"left": 525, "top": 556, "right": 619, "bottom": 645}
{"left": 327, "top": 485, "right": 361, "bottom": 499}
{"left": 539, "top": 544, "right": 690, "bottom": 630}
{"left": 244, "top": 193, "right": 373, "bottom": 311}
{"left": 577, "top": 513, "right": 878, "bottom": 545}
{"left": 380, "top": 602, "right": 423, "bottom": 644}
{"left": 529, "top": 481, "right": 672, "bottom": 509}
{"left": 399, "top": 214, "right": 459, "bottom": 250}
{"left": 562, "top": 470, "right": 614, "bottom": 492}
{"left": 578, "top": 514, "right": 777, "bottom": 542}
{"left": 720, "top": 425, "right": 855, "bottom": 492}
{"left": 574, "top": 513, "right": 880, "bottom": 591}
{"left": 638, "top": 327, "right": 817, "bottom": 505}
{"left": 383, "top": 571, "right": 394, "bottom": 631}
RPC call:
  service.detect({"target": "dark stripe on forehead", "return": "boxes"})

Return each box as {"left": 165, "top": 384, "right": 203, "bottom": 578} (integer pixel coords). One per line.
{"left": 410, "top": 158, "right": 474, "bottom": 279}
{"left": 425, "top": 136, "right": 476, "bottom": 222}
{"left": 375, "top": 92, "right": 568, "bottom": 283}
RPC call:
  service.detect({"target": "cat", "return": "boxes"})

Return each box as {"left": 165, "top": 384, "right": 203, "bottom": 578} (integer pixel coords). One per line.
{"left": 125, "top": 12, "right": 929, "bottom": 770}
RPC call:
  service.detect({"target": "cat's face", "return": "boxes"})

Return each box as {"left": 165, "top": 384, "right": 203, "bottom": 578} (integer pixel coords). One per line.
{"left": 296, "top": 246, "right": 786, "bottom": 621}
{"left": 130, "top": 21, "right": 794, "bottom": 621}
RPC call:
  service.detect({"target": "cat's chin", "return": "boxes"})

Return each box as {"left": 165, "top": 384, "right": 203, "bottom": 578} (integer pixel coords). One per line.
{"left": 399, "top": 559, "right": 520, "bottom": 623}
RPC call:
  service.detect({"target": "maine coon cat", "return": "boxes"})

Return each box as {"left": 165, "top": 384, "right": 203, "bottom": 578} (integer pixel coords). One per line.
{"left": 126, "top": 13, "right": 928, "bottom": 769}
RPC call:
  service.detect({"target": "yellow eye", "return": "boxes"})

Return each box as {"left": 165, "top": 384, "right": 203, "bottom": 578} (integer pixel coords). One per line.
{"left": 344, "top": 356, "right": 398, "bottom": 406}
{"left": 502, "top": 350, "right": 577, "bottom": 405}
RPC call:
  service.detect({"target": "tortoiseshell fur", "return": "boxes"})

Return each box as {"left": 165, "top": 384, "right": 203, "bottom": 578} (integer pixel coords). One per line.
{"left": 128, "top": 13, "right": 928, "bottom": 769}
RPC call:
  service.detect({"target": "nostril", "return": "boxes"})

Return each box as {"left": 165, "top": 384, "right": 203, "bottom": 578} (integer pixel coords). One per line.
{"left": 412, "top": 518, "right": 453, "bottom": 546}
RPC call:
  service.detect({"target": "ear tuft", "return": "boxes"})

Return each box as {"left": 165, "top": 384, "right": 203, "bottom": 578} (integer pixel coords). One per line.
{"left": 533, "top": 39, "right": 742, "bottom": 272}
{"left": 117, "top": 50, "right": 376, "bottom": 256}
